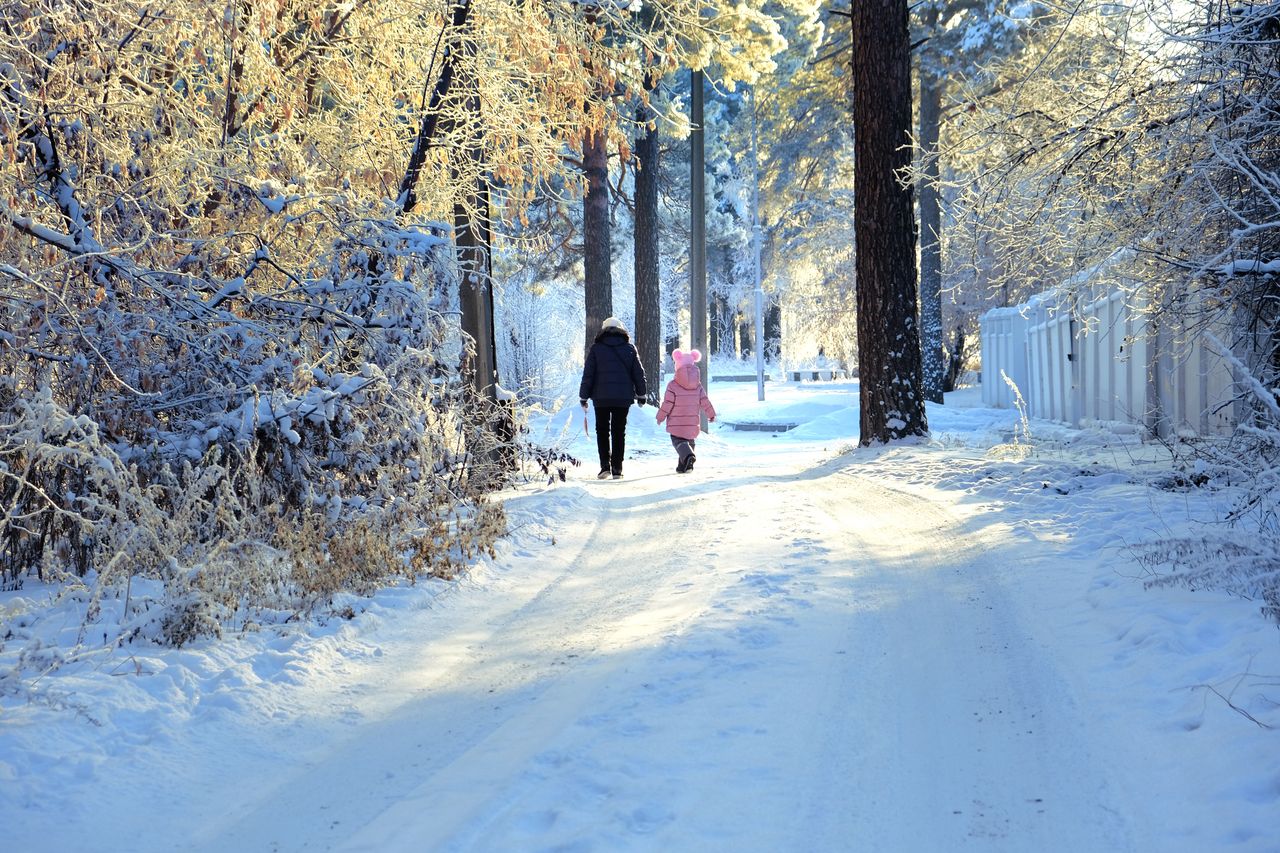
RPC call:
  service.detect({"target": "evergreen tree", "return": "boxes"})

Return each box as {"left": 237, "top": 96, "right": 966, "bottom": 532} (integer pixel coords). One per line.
{"left": 634, "top": 78, "right": 663, "bottom": 402}
{"left": 913, "top": 1, "right": 1047, "bottom": 402}
{"left": 853, "top": 0, "right": 928, "bottom": 443}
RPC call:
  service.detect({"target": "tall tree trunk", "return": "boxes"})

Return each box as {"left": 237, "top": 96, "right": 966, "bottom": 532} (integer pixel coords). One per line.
{"left": 690, "top": 69, "right": 709, "bottom": 420}
{"left": 943, "top": 324, "right": 965, "bottom": 393}
{"left": 392, "top": 0, "right": 494, "bottom": 398}
{"left": 453, "top": 5, "right": 493, "bottom": 394}
{"left": 455, "top": 172, "right": 495, "bottom": 397}
{"left": 765, "top": 300, "right": 782, "bottom": 361}
{"left": 917, "top": 6, "right": 946, "bottom": 404}
{"left": 398, "top": 0, "right": 471, "bottom": 215}
{"left": 633, "top": 85, "right": 661, "bottom": 403}
{"left": 583, "top": 126, "right": 613, "bottom": 355}
{"left": 853, "top": 0, "right": 929, "bottom": 444}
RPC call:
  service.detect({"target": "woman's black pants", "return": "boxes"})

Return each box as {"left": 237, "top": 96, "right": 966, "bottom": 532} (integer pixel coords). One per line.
{"left": 594, "top": 405, "right": 630, "bottom": 475}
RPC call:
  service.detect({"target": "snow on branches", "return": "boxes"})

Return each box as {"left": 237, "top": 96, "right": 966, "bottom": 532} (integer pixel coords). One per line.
{"left": 0, "top": 1, "right": 511, "bottom": 646}
{"left": 0, "top": 0, "right": 806, "bottom": 652}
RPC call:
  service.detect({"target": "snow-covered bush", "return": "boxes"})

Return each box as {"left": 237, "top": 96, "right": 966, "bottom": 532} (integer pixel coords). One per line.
{"left": 1145, "top": 340, "right": 1280, "bottom": 624}
{"left": 0, "top": 206, "right": 509, "bottom": 641}
{"left": 0, "top": 3, "right": 509, "bottom": 643}
{"left": 943, "top": 2, "right": 1280, "bottom": 620}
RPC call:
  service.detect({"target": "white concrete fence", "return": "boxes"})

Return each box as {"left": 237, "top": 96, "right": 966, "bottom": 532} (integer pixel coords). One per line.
{"left": 980, "top": 259, "right": 1238, "bottom": 438}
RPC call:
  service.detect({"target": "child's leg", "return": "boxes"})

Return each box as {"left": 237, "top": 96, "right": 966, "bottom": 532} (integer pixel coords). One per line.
{"left": 670, "top": 435, "right": 694, "bottom": 471}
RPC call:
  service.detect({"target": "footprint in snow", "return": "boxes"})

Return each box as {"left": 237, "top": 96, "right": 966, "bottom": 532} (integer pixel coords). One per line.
{"left": 732, "top": 626, "right": 778, "bottom": 650}
{"left": 740, "top": 572, "right": 792, "bottom": 597}
{"left": 617, "top": 719, "right": 653, "bottom": 738}
{"left": 513, "top": 808, "right": 559, "bottom": 834}
{"left": 624, "top": 805, "right": 675, "bottom": 834}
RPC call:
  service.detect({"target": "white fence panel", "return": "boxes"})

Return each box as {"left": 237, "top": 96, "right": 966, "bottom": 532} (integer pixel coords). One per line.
{"left": 980, "top": 282, "right": 1235, "bottom": 437}
{"left": 1153, "top": 293, "right": 1236, "bottom": 437}
{"left": 1024, "top": 292, "right": 1074, "bottom": 423}
{"left": 980, "top": 308, "right": 1029, "bottom": 408}
{"left": 1077, "top": 290, "right": 1150, "bottom": 428}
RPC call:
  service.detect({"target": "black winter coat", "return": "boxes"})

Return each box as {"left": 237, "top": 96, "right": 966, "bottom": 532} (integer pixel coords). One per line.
{"left": 579, "top": 330, "right": 647, "bottom": 407}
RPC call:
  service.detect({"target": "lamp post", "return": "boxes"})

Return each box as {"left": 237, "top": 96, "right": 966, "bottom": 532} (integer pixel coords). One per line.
{"left": 749, "top": 85, "right": 765, "bottom": 402}
{"left": 691, "top": 68, "right": 708, "bottom": 431}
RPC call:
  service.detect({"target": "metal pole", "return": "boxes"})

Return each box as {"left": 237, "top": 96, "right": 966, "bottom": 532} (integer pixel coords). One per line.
{"left": 691, "top": 68, "right": 708, "bottom": 432}
{"left": 749, "top": 85, "right": 765, "bottom": 402}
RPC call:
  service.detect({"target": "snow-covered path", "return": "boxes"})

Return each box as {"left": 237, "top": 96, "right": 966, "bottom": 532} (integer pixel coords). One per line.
{"left": 196, "top": 459, "right": 1129, "bottom": 852}
{"left": 7, "top": 384, "right": 1278, "bottom": 852}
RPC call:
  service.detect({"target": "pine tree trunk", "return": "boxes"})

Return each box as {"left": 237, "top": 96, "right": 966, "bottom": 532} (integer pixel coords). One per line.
{"left": 853, "top": 0, "right": 929, "bottom": 444}
{"left": 689, "top": 69, "right": 709, "bottom": 418}
{"left": 917, "top": 7, "right": 946, "bottom": 404}
{"left": 633, "top": 90, "right": 661, "bottom": 404}
{"left": 449, "top": 11, "right": 496, "bottom": 402}
{"left": 397, "top": 0, "right": 471, "bottom": 215}
{"left": 455, "top": 178, "right": 494, "bottom": 397}
{"left": 583, "top": 126, "right": 613, "bottom": 356}
{"left": 766, "top": 300, "right": 781, "bottom": 361}
{"left": 392, "top": 0, "right": 494, "bottom": 401}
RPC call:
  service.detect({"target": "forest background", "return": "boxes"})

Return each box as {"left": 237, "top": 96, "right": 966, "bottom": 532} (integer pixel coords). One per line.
{"left": 2, "top": 0, "right": 1278, "bottom": 642}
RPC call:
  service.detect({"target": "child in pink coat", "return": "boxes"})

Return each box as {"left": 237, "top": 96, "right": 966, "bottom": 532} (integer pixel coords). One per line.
{"left": 655, "top": 349, "right": 717, "bottom": 473}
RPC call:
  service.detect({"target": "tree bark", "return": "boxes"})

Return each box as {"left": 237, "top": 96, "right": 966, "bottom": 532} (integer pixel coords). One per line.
{"left": 917, "top": 6, "right": 946, "bottom": 404}
{"left": 633, "top": 85, "right": 662, "bottom": 404}
{"left": 390, "top": 0, "right": 495, "bottom": 401}
{"left": 943, "top": 324, "right": 965, "bottom": 392}
{"left": 455, "top": 174, "right": 495, "bottom": 398}
{"left": 439, "top": 3, "right": 497, "bottom": 405}
{"left": 583, "top": 126, "right": 613, "bottom": 355}
{"left": 765, "top": 300, "right": 782, "bottom": 361}
{"left": 690, "top": 69, "right": 708, "bottom": 425}
{"left": 398, "top": 0, "right": 471, "bottom": 215}
{"left": 853, "top": 0, "right": 929, "bottom": 444}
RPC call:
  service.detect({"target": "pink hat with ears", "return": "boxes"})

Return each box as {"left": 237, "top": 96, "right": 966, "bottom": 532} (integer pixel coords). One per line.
{"left": 673, "top": 348, "right": 702, "bottom": 389}
{"left": 672, "top": 348, "right": 701, "bottom": 368}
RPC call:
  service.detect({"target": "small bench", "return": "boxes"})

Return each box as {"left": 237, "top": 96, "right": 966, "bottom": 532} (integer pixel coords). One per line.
{"left": 711, "top": 374, "right": 770, "bottom": 383}
{"left": 721, "top": 420, "right": 798, "bottom": 432}
{"left": 789, "top": 369, "right": 849, "bottom": 382}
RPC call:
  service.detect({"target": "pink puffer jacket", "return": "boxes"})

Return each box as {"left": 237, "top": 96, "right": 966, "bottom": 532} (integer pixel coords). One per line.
{"left": 656, "top": 349, "right": 716, "bottom": 440}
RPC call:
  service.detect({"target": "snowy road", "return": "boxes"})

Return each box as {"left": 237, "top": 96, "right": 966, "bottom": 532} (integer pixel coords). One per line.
{"left": 8, "top": 385, "right": 1279, "bottom": 851}
{"left": 193, "top": 456, "right": 1132, "bottom": 852}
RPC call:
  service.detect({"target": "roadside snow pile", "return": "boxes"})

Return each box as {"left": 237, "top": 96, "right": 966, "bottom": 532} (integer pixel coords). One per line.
{"left": 1, "top": 476, "right": 589, "bottom": 848}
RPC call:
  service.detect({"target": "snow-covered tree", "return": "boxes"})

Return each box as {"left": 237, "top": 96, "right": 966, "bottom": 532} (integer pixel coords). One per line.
{"left": 912, "top": 0, "right": 1049, "bottom": 400}
{"left": 853, "top": 0, "right": 929, "bottom": 443}
{"left": 0, "top": 0, "right": 808, "bottom": 637}
{"left": 945, "top": 0, "right": 1279, "bottom": 605}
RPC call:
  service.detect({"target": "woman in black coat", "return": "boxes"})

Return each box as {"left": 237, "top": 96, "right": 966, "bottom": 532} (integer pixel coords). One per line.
{"left": 579, "top": 317, "right": 647, "bottom": 479}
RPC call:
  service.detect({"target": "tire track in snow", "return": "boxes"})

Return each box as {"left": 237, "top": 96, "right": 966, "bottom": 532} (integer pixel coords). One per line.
{"left": 804, "top": 471, "right": 1134, "bottom": 851}
{"left": 402, "top": 470, "right": 845, "bottom": 852}
{"left": 190, "top": 481, "right": 749, "bottom": 852}
{"left": 193, "top": 460, "right": 1136, "bottom": 852}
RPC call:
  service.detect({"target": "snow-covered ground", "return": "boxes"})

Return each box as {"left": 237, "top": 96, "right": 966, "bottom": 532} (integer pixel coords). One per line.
{"left": 3, "top": 378, "right": 1278, "bottom": 851}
